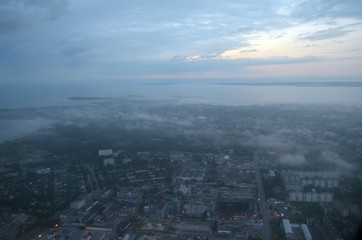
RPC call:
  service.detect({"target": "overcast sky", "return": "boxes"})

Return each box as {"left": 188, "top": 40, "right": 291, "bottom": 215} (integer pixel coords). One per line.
{"left": 1, "top": 0, "right": 362, "bottom": 84}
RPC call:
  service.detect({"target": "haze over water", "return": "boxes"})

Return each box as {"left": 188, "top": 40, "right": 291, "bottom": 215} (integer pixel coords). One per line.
{"left": 1, "top": 81, "right": 362, "bottom": 108}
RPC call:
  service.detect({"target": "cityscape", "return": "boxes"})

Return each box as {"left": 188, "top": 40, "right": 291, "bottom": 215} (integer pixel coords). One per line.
{"left": 0, "top": 99, "right": 361, "bottom": 240}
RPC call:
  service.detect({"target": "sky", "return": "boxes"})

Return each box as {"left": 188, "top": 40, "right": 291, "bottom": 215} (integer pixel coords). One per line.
{"left": 1, "top": 0, "right": 362, "bottom": 84}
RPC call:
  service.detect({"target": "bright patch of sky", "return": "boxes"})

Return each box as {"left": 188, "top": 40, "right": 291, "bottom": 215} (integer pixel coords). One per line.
{"left": 0, "top": 0, "right": 361, "bottom": 83}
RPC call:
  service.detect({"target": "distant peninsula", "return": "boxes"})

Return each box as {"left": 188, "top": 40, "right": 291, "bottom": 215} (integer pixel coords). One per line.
{"left": 68, "top": 96, "right": 110, "bottom": 101}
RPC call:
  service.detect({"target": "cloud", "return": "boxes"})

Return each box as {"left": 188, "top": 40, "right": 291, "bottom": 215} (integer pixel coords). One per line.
{"left": 120, "top": 111, "right": 194, "bottom": 128}
{"left": 292, "top": 0, "right": 362, "bottom": 21}
{"left": 320, "top": 150, "right": 353, "bottom": 170}
{"left": 62, "top": 46, "right": 86, "bottom": 57}
{"left": 279, "top": 153, "right": 307, "bottom": 166}
{"left": 132, "top": 112, "right": 166, "bottom": 123}
{"left": 238, "top": 26, "right": 254, "bottom": 33}
{"left": 0, "top": 0, "right": 362, "bottom": 83}
{"left": 183, "top": 54, "right": 321, "bottom": 66}
{"left": 246, "top": 132, "right": 297, "bottom": 152}
{"left": 300, "top": 27, "right": 354, "bottom": 41}
{"left": 240, "top": 49, "right": 258, "bottom": 53}
{"left": 0, "top": 0, "right": 69, "bottom": 34}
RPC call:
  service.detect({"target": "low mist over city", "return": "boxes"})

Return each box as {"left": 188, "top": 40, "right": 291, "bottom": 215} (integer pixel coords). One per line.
{"left": 1, "top": 1, "right": 362, "bottom": 240}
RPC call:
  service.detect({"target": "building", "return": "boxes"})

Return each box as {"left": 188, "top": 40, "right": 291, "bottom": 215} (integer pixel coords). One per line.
{"left": 289, "top": 191, "right": 333, "bottom": 202}
{"left": 149, "top": 201, "right": 169, "bottom": 220}
{"left": 98, "top": 149, "right": 113, "bottom": 157}
{"left": 117, "top": 188, "right": 143, "bottom": 204}
{"left": 71, "top": 198, "right": 86, "bottom": 209}
{"left": 89, "top": 231, "right": 107, "bottom": 240}
{"left": 68, "top": 230, "right": 89, "bottom": 240}
{"left": 178, "top": 168, "right": 206, "bottom": 181}
{"left": 301, "top": 224, "right": 312, "bottom": 240}
{"left": 103, "top": 158, "right": 115, "bottom": 166}
{"left": 266, "top": 170, "right": 276, "bottom": 181}
{"left": 282, "top": 171, "right": 339, "bottom": 191}
{"left": 217, "top": 186, "right": 256, "bottom": 218}
{"left": 178, "top": 184, "right": 190, "bottom": 195}
{"left": 86, "top": 226, "right": 112, "bottom": 233}
{"left": 295, "top": 171, "right": 340, "bottom": 179}
{"left": 122, "top": 158, "right": 132, "bottom": 164}
{"left": 183, "top": 204, "right": 209, "bottom": 218}
{"left": 282, "top": 219, "right": 293, "bottom": 239}
{"left": 300, "top": 178, "right": 338, "bottom": 188}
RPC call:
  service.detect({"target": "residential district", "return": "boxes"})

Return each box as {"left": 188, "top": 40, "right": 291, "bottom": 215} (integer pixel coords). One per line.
{"left": 1, "top": 148, "right": 360, "bottom": 240}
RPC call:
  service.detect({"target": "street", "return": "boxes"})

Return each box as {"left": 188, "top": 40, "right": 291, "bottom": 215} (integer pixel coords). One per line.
{"left": 254, "top": 152, "right": 271, "bottom": 240}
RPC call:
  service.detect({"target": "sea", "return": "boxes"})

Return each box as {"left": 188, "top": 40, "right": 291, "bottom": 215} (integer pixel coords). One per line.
{"left": 1, "top": 80, "right": 362, "bottom": 108}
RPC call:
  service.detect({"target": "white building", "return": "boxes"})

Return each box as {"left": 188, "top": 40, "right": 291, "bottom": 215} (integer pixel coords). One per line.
{"left": 71, "top": 198, "right": 85, "bottom": 209}
{"left": 289, "top": 192, "right": 333, "bottom": 202}
{"left": 98, "top": 149, "right": 113, "bottom": 157}
{"left": 282, "top": 219, "right": 293, "bottom": 239}
{"left": 282, "top": 171, "right": 339, "bottom": 189}
{"left": 103, "top": 158, "right": 115, "bottom": 166}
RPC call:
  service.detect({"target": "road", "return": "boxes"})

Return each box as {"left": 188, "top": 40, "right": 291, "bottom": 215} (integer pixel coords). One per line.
{"left": 254, "top": 152, "right": 271, "bottom": 240}
{"left": 90, "top": 166, "right": 100, "bottom": 190}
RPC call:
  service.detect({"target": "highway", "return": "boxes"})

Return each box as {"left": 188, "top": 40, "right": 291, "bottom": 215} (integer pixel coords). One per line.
{"left": 254, "top": 152, "right": 271, "bottom": 240}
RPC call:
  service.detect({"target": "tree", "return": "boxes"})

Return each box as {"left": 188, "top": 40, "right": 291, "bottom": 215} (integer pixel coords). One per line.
{"left": 211, "top": 220, "right": 218, "bottom": 233}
